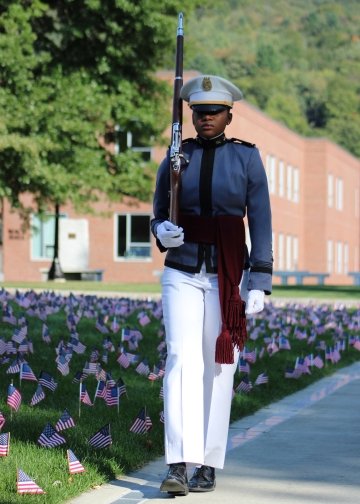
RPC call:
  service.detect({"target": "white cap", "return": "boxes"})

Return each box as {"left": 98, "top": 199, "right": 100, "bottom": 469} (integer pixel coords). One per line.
{"left": 180, "top": 75, "right": 243, "bottom": 111}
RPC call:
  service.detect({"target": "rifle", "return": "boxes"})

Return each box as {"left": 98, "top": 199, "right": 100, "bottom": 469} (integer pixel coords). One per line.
{"left": 169, "top": 12, "right": 185, "bottom": 225}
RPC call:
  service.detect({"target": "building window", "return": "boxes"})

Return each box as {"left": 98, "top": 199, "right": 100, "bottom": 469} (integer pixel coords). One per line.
{"left": 278, "top": 233, "right": 284, "bottom": 270}
{"left": 327, "top": 174, "right": 334, "bottom": 208}
{"left": 344, "top": 243, "right": 349, "bottom": 274}
{"left": 115, "top": 127, "right": 152, "bottom": 161}
{"left": 278, "top": 160, "right": 285, "bottom": 197}
{"left": 116, "top": 214, "right": 151, "bottom": 259}
{"left": 327, "top": 240, "right": 333, "bottom": 274}
{"left": 336, "top": 241, "right": 343, "bottom": 274}
{"left": 293, "top": 167, "right": 300, "bottom": 203}
{"left": 266, "top": 155, "right": 276, "bottom": 194}
{"left": 286, "top": 235, "right": 292, "bottom": 270}
{"left": 31, "top": 213, "right": 65, "bottom": 260}
{"left": 286, "top": 165, "right": 293, "bottom": 201}
{"left": 292, "top": 236, "right": 299, "bottom": 270}
{"left": 335, "top": 177, "right": 343, "bottom": 211}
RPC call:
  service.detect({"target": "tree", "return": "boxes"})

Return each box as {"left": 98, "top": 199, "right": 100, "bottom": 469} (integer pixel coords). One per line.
{"left": 0, "top": 1, "right": 197, "bottom": 217}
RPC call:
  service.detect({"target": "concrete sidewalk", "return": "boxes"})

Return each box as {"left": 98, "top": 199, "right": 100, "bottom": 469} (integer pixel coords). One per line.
{"left": 69, "top": 362, "right": 360, "bottom": 504}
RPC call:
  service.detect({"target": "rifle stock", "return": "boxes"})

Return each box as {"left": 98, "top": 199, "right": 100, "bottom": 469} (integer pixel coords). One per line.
{"left": 169, "top": 13, "right": 184, "bottom": 225}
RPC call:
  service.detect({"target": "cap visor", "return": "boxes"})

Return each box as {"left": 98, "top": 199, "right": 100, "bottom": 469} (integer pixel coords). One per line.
{"left": 191, "top": 104, "right": 230, "bottom": 113}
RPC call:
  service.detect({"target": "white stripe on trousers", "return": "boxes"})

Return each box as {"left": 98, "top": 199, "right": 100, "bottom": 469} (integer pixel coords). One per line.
{"left": 161, "top": 266, "right": 239, "bottom": 469}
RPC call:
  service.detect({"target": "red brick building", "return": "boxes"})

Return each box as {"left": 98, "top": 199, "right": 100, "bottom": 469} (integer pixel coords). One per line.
{"left": 1, "top": 72, "right": 359, "bottom": 286}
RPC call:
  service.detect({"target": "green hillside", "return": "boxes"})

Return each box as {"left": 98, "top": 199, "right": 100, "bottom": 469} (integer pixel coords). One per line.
{"left": 184, "top": 0, "right": 360, "bottom": 157}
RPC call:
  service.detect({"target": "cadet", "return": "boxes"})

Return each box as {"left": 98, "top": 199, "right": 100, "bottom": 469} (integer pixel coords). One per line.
{"left": 151, "top": 74, "right": 273, "bottom": 495}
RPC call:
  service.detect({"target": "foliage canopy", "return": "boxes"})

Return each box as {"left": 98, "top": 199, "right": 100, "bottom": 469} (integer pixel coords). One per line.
{"left": 184, "top": 0, "right": 360, "bottom": 157}
{"left": 0, "top": 0, "right": 197, "bottom": 216}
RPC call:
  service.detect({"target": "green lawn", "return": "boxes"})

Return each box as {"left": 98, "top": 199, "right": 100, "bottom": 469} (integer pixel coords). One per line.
{"left": 1, "top": 281, "right": 359, "bottom": 300}
{"left": 0, "top": 285, "right": 359, "bottom": 503}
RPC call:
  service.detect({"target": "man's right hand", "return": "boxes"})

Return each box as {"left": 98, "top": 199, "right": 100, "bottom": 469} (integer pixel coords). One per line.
{"left": 156, "top": 221, "right": 184, "bottom": 248}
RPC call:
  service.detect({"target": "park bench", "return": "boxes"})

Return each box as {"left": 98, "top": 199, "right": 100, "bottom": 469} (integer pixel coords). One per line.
{"left": 40, "top": 268, "right": 104, "bottom": 282}
{"left": 274, "top": 270, "right": 329, "bottom": 286}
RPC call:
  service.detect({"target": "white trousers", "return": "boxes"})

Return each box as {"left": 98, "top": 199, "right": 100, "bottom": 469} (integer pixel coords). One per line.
{"left": 161, "top": 266, "right": 239, "bottom": 469}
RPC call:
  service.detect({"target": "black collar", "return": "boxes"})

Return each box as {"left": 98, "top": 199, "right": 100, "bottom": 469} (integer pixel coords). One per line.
{"left": 196, "top": 133, "right": 226, "bottom": 148}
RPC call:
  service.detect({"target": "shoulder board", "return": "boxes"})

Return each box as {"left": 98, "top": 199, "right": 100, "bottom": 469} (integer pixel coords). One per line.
{"left": 182, "top": 137, "right": 197, "bottom": 145}
{"left": 227, "top": 137, "right": 256, "bottom": 148}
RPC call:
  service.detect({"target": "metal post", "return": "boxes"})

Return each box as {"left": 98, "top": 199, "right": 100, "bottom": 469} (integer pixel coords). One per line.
{"left": 48, "top": 203, "right": 64, "bottom": 280}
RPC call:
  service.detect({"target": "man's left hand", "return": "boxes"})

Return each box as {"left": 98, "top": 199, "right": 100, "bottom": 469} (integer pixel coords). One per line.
{"left": 245, "top": 290, "right": 265, "bottom": 315}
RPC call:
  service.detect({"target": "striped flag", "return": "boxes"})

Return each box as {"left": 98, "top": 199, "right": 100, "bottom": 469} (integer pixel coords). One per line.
{"left": 238, "top": 357, "right": 250, "bottom": 374}
{"left": 56, "top": 354, "right": 70, "bottom": 376}
{"left": 130, "top": 408, "right": 152, "bottom": 434}
{"left": 38, "top": 423, "right": 66, "bottom": 448}
{"left": 17, "top": 469, "right": 45, "bottom": 494}
{"left": 7, "top": 384, "right": 22, "bottom": 411}
{"left": 20, "top": 362, "right": 37, "bottom": 382}
{"left": 6, "top": 358, "right": 21, "bottom": 375}
{"left": 30, "top": 385, "right": 45, "bottom": 406}
{"left": 135, "top": 359, "right": 150, "bottom": 377}
{"left": 67, "top": 449, "right": 85, "bottom": 474}
{"left": 117, "top": 352, "right": 130, "bottom": 369}
{"left": 42, "top": 324, "right": 51, "bottom": 344}
{"left": 55, "top": 409, "right": 75, "bottom": 432}
{"left": 0, "top": 411, "right": 5, "bottom": 430}
{"left": 80, "top": 383, "right": 93, "bottom": 406}
{"left": 12, "top": 326, "right": 27, "bottom": 344}
{"left": 88, "top": 424, "right": 112, "bottom": 449}
{"left": 0, "top": 432, "right": 10, "bottom": 456}
{"left": 94, "top": 380, "right": 107, "bottom": 401}
{"left": 117, "top": 378, "right": 127, "bottom": 398}
{"left": 105, "top": 386, "right": 119, "bottom": 407}
{"left": 254, "top": 372, "right": 269, "bottom": 386}
{"left": 235, "top": 376, "right": 253, "bottom": 393}
{"left": 39, "top": 371, "right": 57, "bottom": 392}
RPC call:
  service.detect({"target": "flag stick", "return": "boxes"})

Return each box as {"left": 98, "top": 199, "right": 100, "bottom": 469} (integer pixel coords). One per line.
{"left": 79, "top": 381, "right": 82, "bottom": 418}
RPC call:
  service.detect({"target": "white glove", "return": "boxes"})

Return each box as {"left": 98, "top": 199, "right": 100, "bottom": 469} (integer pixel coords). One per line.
{"left": 245, "top": 290, "right": 265, "bottom": 315}
{"left": 156, "top": 220, "right": 184, "bottom": 248}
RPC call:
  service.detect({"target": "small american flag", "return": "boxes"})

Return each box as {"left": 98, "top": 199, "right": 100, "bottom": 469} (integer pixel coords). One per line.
{"left": 20, "top": 362, "right": 37, "bottom": 382}
{"left": 42, "top": 324, "right": 51, "bottom": 344}
{"left": 67, "top": 449, "right": 85, "bottom": 474}
{"left": 38, "top": 423, "right": 66, "bottom": 448}
{"left": 117, "top": 352, "right": 130, "bottom": 369}
{"left": 105, "top": 386, "right": 119, "bottom": 407}
{"left": 55, "top": 409, "right": 75, "bottom": 432}
{"left": 7, "top": 384, "right": 22, "bottom": 411}
{"left": 254, "top": 372, "right": 269, "bottom": 386}
{"left": 30, "top": 385, "right": 45, "bottom": 406}
{"left": 238, "top": 357, "right": 250, "bottom": 374}
{"left": 0, "top": 432, "right": 10, "bottom": 456}
{"left": 56, "top": 354, "right": 70, "bottom": 376}
{"left": 135, "top": 359, "right": 150, "bottom": 377}
{"left": 39, "top": 371, "right": 57, "bottom": 392}
{"left": 94, "top": 380, "right": 107, "bottom": 400}
{"left": 88, "top": 424, "right": 112, "bottom": 449}
{"left": 12, "top": 326, "right": 27, "bottom": 344}
{"left": 80, "top": 383, "right": 93, "bottom": 406}
{"left": 235, "top": 376, "right": 253, "bottom": 393}
{"left": 0, "top": 411, "right": 5, "bottom": 430}
{"left": 130, "top": 407, "right": 152, "bottom": 434}
{"left": 117, "top": 378, "right": 127, "bottom": 398}
{"left": 17, "top": 469, "right": 45, "bottom": 494}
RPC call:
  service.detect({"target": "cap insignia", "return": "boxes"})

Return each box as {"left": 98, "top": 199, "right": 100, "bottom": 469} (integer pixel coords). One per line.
{"left": 202, "top": 77, "right": 212, "bottom": 92}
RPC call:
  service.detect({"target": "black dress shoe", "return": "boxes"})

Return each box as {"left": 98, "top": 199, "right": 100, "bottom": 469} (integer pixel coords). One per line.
{"left": 160, "top": 463, "right": 189, "bottom": 495}
{"left": 188, "top": 465, "right": 216, "bottom": 492}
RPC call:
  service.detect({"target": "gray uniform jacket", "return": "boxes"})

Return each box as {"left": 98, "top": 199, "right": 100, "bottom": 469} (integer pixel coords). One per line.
{"left": 151, "top": 135, "right": 273, "bottom": 294}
